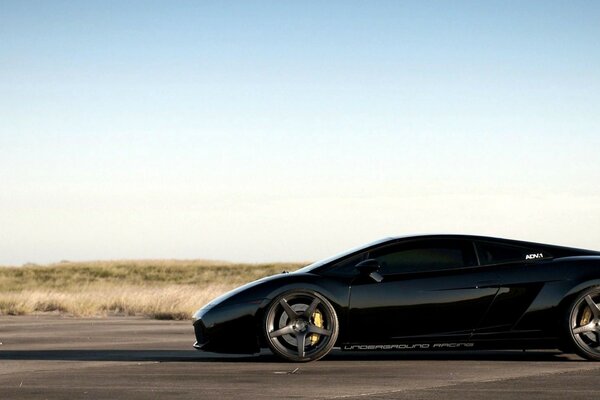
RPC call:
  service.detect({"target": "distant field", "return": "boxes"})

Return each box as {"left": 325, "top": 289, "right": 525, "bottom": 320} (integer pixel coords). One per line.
{"left": 0, "top": 260, "right": 304, "bottom": 320}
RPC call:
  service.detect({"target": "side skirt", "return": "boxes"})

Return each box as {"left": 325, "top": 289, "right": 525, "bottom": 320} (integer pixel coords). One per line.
{"left": 340, "top": 338, "right": 559, "bottom": 352}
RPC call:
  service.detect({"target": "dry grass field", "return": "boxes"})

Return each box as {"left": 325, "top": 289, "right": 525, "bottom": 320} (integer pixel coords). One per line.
{"left": 0, "top": 260, "right": 303, "bottom": 319}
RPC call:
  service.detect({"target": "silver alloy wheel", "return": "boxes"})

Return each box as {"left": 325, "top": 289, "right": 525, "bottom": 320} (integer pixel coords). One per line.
{"left": 264, "top": 291, "right": 338, "bottom": 362}
{"left": 569, "top": 288, "right": 600, "bottom": 360}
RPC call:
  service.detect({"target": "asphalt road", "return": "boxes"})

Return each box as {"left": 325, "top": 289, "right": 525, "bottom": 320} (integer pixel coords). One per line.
{"left": 1, "top": 316, "right": 599, "bottom": 399}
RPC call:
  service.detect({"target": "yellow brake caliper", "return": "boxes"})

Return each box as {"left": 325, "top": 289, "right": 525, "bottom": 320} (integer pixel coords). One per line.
{"left": 581, "top": 307, "right": 592, "bottom": 326}
{"left": 309, "top": 310, "right": 323, "bottom": 345}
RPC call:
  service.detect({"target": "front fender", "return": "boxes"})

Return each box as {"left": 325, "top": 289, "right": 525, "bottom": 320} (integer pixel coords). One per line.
{"left": 251, "top": 274, "right": 351, "bottom": 347}
{"left": 193, "top": 273, "right": 351, "bottom": 353}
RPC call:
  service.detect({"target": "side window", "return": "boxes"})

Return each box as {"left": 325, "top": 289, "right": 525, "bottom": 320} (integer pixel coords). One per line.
{"left": 476, "top": 241, "right": 552, "bottom": 265}
{"left": 370, "top": 240, "right": 476, "bottom": 275}
{"left": 322, "top": 253, "right": 366, "bottom": 277}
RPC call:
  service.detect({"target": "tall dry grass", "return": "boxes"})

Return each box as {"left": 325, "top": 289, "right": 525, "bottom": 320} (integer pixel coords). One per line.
{"left": 0, "top": 260, "right": 304, "bottom": 319}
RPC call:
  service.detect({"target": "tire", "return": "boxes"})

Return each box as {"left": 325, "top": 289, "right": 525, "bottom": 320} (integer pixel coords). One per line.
{"left": 264, "top": 290, "right": 339, "bottom": 362}
{"left": 564, "top": 286, "right": 600, "bottom": 361}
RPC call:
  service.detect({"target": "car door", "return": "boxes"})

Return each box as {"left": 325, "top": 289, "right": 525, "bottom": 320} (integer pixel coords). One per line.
{"left": 347, "top": 238, "right": 500, "bottom": 344}
{"left": 470, "top": 240, "right": 555, "bottom": 337}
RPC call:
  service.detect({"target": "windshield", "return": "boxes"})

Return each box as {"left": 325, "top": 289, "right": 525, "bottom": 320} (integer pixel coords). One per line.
{"left": 294, "top": 238, "right": 392, "bottom": 274}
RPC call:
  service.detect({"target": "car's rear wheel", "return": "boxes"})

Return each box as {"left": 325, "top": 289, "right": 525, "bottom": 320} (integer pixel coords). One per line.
{"left": 264, "top": 290, "right": 338, "bottom": 362}
{"left": 566, "top": 287, "right": 600, "bottom": 361}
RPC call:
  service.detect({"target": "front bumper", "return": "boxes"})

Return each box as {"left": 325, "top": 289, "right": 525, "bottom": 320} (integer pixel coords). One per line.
{"left": 193, "top": 318, "right": 209, "bottom": 350}
{"left": 192, "top": 303, "right": 263, "bottom": 354}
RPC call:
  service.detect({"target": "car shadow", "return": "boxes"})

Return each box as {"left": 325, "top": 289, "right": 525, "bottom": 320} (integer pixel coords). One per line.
{"left": 0, "top": 349, "right": 264, "bottom": 363}
{"left": 0, "top": 349, "right": 582, "bottom": 363}
{"left": 322, "top": 349, "right": 579, "bottom": 362}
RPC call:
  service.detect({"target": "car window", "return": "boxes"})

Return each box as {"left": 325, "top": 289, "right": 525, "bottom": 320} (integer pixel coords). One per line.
{"left": 294, "top": 238, "right": 390, "bottom": 274}
{"left": 476, "top": 241, "right": 552, "bottom": 265}
{"left": 369, "top": 240, "right": 476, "bottom": 275}
{"left": 321, "top": 253, "right": 366, "bottom": 277}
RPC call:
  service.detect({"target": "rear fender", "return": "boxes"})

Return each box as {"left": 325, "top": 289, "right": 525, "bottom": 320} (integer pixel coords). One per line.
{"left": 559, "top": 280, "right": 600, "bottom": 314}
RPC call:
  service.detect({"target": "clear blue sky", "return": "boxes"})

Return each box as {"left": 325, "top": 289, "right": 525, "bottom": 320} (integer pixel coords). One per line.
{"left": 1, "top": 1, "right": 599, "bottom": 265}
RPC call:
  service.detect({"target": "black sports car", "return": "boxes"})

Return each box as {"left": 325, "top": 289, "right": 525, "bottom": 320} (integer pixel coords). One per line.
{"left": 193, "top": 235, "right": 600, "bottom": 362}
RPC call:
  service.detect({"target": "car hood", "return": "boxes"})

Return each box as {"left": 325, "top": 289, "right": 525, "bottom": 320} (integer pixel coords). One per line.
{"left": 202, "top": 272, "right": 294, "bottom": 309}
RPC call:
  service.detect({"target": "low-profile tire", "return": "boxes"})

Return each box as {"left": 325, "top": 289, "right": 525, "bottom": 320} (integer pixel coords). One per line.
{"left": 564, "top": 286, "right": 600, "bottom": 361}
{"left": 264, "top": 290, "right": 339, "bottom": 362}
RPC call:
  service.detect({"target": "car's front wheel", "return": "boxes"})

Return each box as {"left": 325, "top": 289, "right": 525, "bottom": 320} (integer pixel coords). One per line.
{"left": 565, "top": 286, "right": 600, "bottom": 361}
{"left": 264, "top": 290, "right": 339, "bottom": 362}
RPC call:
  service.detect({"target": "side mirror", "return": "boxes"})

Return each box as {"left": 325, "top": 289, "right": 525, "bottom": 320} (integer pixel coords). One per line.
{"left": 355, "top": 259, "right": 383, "bottom": 283}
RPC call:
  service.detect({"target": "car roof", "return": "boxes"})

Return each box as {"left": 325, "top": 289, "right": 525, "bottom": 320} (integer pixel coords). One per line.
{"left": 383, "top": 234, "right": 600, "bottom": 255}
{"left": 298, "top": 234, "right": 600, "bottom": 274}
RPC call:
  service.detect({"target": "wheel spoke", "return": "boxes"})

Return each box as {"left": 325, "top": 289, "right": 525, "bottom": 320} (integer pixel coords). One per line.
{"left": 280, "top": 298, "right": 297, "bottom": 320}
{"left": 584, "top": 295, "right": 600, "bottom": 318}
{"left": 266, "top": 292, "right": 339, "bottom": 361}
{"left": 269, "top": 325, "right": 295, "bottom": 338}
{"left": 307, "top": 325, "right": 332, "bottom": 336}
{"left": 573, "top": 322, "right": 596, "bottom": 335}
{"left": 297, "top": 332, "right": 306, "bottom": 358}
{"left": 304, "top": 298, "right": 320, "bottom": 318}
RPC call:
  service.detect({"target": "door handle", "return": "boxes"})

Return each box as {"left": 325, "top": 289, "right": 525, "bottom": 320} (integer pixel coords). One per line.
{"left": 475, "top": 280, "right": 499, "bottom": 288}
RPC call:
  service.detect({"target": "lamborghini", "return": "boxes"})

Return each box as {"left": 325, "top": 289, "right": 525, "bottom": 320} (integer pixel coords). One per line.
{"left": 193, "top": 235, "right": 600, "bottom": 362}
